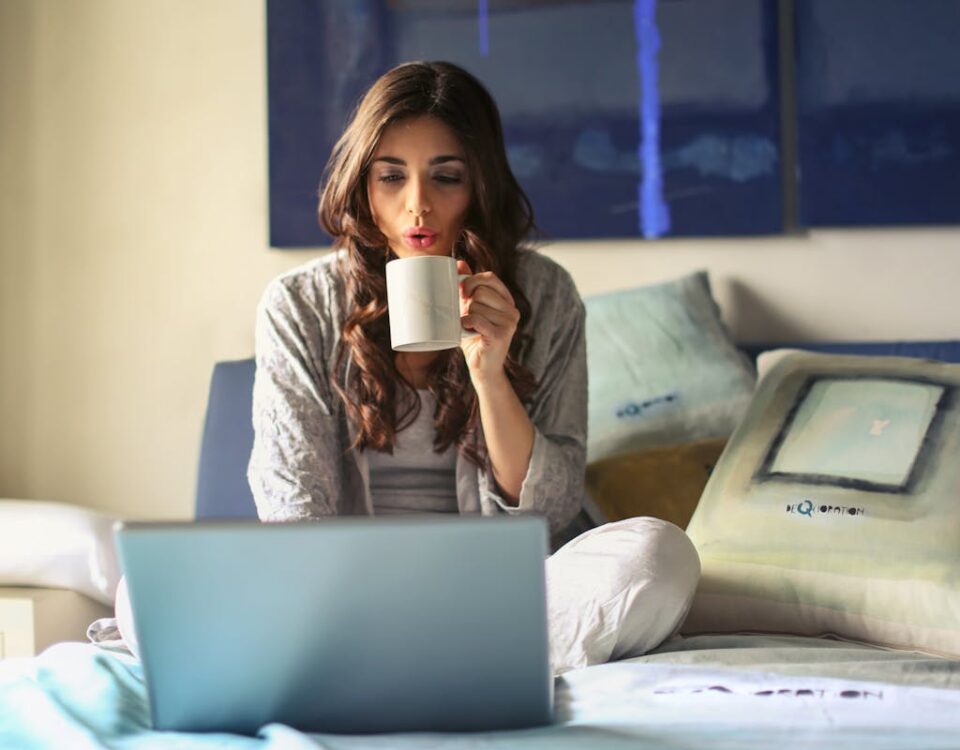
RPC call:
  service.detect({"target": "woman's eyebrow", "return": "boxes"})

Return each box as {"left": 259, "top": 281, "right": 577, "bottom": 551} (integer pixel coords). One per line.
{"left": 430, "top": 155, "right": 465, "bottom": 165}
{"left": 371, "top": 155, "right": 465, "bottom": 166}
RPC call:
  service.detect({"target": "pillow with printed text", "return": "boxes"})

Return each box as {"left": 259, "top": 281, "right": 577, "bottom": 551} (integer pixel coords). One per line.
{"left": 683, "top": 349, "right": 960, "bottom": 657}
{"left": 583, "top": 270, "right": 755, "bottom": 525}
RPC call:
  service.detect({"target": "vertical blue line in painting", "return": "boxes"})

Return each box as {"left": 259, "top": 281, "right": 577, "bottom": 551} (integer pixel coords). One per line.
{"left": 478, "top": 0, "right": 489, "bottom": 57}
{"left": 634, "top": 0, "right": 670, "bottom": 238}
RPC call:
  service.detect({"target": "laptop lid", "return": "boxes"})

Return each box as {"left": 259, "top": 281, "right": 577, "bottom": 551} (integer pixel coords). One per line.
{"left": 114, "top": 516, "right": 552, "bottom": 735}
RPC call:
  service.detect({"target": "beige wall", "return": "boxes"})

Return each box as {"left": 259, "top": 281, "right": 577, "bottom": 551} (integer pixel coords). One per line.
{"left": 2, "top": 0, "right": 959, "bottom": 520}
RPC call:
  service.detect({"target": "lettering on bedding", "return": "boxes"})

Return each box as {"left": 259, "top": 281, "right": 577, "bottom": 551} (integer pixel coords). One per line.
{"left": 615, "top": 391, "right": 679, "bottom": 419}
{"left": 785, "top": 498, "right": 865, "bottom": 518}
{"left": 654, "top": 684, "right": 884, "bottom": 701}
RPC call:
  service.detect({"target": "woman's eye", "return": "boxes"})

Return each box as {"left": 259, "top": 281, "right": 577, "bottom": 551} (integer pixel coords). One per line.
{"left": 377, "top": 173, "right": 404, "bottom": 184}
{"left": 434, "top": 173, "right": 463, "bottom": 185}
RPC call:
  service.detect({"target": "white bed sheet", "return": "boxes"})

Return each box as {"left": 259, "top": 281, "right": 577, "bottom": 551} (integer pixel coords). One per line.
{"left": 3, "top": 635, "right": 960, "bottom": 749}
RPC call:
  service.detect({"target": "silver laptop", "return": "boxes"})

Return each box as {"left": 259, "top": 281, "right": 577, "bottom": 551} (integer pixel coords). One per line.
{"left": 114, "top": 516, "right": 552, "bottom": 735}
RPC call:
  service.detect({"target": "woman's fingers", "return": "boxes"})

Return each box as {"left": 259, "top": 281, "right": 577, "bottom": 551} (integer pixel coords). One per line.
{"left": 466, "top": 285, "right": 517, "bottom": 314}
{"left": 462, "top": 271, "right": 515, "bottom": 308}
{"left": 461, "top": 312, "right": 502, "bottom": 339}
{"left": 462, "top": 300, "right": 519, "bottom": 333}
{"left": 456, "top": 263, "right": 519, "bottom": 353}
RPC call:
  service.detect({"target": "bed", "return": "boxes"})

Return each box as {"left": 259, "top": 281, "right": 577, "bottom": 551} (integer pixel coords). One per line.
{"left": 4, "top": 632, "right": 960, "bottom": 748}
{"left": 3, "top": 272, "right": 960, "bottom": 748}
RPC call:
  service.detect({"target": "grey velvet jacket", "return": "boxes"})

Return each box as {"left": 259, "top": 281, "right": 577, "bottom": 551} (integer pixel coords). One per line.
{"left": 247, "top": 249, "right": 587, "bottom": 537}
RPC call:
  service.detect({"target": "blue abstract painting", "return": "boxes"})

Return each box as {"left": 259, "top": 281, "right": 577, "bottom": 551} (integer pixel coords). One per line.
{"left": 267, "top": 0, "right": 783, "bottom": 247}
{"left": 795, "top": 0, "right": 960, "bottom": 227}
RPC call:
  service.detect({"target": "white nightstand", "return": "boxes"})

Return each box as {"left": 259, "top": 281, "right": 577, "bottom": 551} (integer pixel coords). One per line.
{"left": 0, "top": 587, "right": 112, "bottom": 659}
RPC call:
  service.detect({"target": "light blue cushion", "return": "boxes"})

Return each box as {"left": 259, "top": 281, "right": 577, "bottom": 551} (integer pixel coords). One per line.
{"left": 195, "top": 359, "right": 258, "bottom": 520}
{"left": 584, "top": 271, "right": 755, "bottom": 463}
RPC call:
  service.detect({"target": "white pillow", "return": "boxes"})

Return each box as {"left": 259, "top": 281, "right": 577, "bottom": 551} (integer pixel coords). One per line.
{"left": 0, "top": 500, "right": 122, "bottom": 605}
{"left": 546, "top": 517, "right": 701, "bottom": 675}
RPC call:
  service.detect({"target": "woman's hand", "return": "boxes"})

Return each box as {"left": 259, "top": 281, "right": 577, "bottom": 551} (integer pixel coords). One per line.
{"left": 457, "top": 259, "right": 520, "bottom": 385}
{"left": 457, "top": 259, "right": 533, "bottom": 502}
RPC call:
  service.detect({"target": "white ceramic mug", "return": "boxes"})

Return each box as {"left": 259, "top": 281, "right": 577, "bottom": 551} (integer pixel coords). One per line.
{"left": 386, "top": 255, "right": 475, "bottom": 352}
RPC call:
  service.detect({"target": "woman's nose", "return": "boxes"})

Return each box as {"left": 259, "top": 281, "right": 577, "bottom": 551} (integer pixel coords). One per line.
{"left": 406, "top": 179, "right": 431, "bottom": 217}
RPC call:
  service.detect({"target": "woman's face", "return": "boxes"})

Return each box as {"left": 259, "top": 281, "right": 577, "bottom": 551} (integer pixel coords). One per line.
{"left": 367, "top": 115, "right": 471, "bottom": 259}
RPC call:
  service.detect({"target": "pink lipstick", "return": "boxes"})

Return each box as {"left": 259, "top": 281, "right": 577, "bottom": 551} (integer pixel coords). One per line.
{"left": 402, "top": 226, "right": 438, "bottom": 249}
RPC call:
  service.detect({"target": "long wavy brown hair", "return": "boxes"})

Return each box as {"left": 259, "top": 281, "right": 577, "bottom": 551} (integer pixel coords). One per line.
{"left": 318, "top": 61, "right": 539, "bottom": 466}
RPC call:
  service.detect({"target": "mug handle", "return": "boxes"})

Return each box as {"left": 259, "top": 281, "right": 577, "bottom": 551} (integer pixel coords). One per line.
{"left": 458, "top": 273, "right": 480, "bottom": 341}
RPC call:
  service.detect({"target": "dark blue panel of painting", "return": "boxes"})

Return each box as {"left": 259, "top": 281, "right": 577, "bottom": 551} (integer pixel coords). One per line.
{"left": 795, "top": 0, "right": 960, "bottom": 227}
{"left": 267, "top": 0, "right": 782, "bottom": 247}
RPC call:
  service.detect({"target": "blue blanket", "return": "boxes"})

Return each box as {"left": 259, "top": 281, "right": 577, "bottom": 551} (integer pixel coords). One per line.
{"left": 4, "top": 637, "right": 960, "bottom": 749}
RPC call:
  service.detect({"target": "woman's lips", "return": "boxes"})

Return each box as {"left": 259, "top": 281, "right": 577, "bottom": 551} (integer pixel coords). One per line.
{"left": 402, "top": 227, "right": 438, "bottom": 249}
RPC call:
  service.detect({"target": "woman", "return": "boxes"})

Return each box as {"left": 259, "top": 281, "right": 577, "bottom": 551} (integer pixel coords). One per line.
{"left": 248, "top": 61, "right": 586, "bottom": 538}
{"left": 246, "top": 61, "right": 700, "bottom": 672}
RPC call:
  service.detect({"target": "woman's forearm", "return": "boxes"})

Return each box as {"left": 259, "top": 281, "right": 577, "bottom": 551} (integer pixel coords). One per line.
{"left": 473, "top": 371, "right": 535, "bottom": 505}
